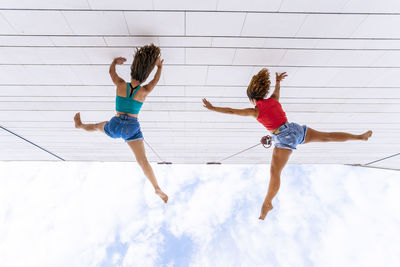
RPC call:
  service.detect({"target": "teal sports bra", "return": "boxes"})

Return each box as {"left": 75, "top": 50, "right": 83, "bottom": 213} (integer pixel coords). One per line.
{"left": 115, "top": 83, "right": 143, "bottom": 115}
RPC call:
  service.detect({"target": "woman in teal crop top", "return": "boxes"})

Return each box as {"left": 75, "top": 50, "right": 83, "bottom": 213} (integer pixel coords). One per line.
{"left": 74, "top": 44, "right": 168, "bottom": 203}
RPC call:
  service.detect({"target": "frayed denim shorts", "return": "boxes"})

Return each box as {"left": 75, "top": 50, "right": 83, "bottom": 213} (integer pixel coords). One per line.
{"left": 271, "top": 122, "right": 308, "bottom": 150}
{"left": 104, "top": 114, "right": 143, "bottom": 142}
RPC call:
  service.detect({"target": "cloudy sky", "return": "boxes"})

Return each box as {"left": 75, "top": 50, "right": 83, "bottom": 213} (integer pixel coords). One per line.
{"left": 0, "top": 162, "right": 399, "bottom": 267}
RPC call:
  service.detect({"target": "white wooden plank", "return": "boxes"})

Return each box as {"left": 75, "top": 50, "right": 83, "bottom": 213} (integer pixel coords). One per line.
{"left": 124, "top": 12, "right": 185, "bottom": 35}
{"left": 241, "top": 13, "right": 306, "bottom": 37}
{"left": 234, "top": 49, "right": 287, "bottom": 65}
{"left": 1, "top": 110, "right": 399, "bottom": 124}
{"left": 104, "top": 36, "right": 159, "bottom": 46}
{"left": 206, "top": 66, "right": 255, "bottom": 85}
{"left": 217, "top": 0, "right": 282, "bottom": 11}
{"left": 159, "top": 37, "right": 212, "bottom": 47}
{"left": 343, "top": 0, "right": 400, "bottom": 13}
{"left": 279, "top": 50, "right": 336, "bottom": 66}
{"left": 297, "top": 14, "right": 367, "bottom": 38}
{"left": 87, "top": 0, "right": 153, "bottom": 10}
{"left": 368, "top": 69, "right": 400, "bottom": 87}
{"left": 2, "top": 101, "right": 399, "bottom": 113}
{"left": 186, "top": 48, "right": 235, "bottom": 65}
{"left": 0, "top": 133, "right": 61, "bottom": 161}
{"left": 21, "top": 66, "right": 82, "bottom": 84}
{"left": 50, "top": 36, "right": 107, "bottom": 46}
{"left": 0, "top": 36, "right": 53, "bottom": 46}
{"left": 1, "top": 10, "right": 73, "bottom": 34}
{"left": 153, "top": 0, "right": 217, "bottom": 10}
{"left": 62, "top": 11, "right": 129, "bottom": 35}
{"left": 2, "top": 85, "right": 400, "bottom": 99}
{"left": 352, "top": 15, "right": 400, "bottom": 38}
{"left": 0, "top": 0, "right": 89, "bottom": 9}
{"left": 368, "top": 156, "right": 400, "bottom": 170}
{"left": 162, "top": 66, "right": 208, "bottom": 85}
{"left": 279, "top": 0, "right": 348, "bottom": 12}
{"left": 0, "top": 66, "right": 29, "bottom": 84}
{"left": 186, "top": 12, "right": 246, "bottom": 36}
{"left": 0, "top": 47, "right": 44, "bottom": 64}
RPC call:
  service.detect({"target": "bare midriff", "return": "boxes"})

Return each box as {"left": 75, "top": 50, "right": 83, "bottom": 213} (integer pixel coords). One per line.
{"left": 117, "top": 111, "right": 138, "bottom": 118}
{"left": 270, "top": 120, "right": 288, "bottom": 134}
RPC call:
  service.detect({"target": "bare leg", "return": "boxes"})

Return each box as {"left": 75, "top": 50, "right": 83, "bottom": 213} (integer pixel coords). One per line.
{"left": 259, "top": 147, "right": 292, "bottom": 220}
{"left": 304, "top": 127, "right": 372, "bottom": 144}
{"left": 74, "top": 112, "right": 106, "bottom": 133}
{"left": 127, "top": 139, "right": 168, "bottom": 203}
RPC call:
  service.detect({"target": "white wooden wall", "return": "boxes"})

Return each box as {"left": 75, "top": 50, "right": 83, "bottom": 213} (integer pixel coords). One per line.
{"left": 0, "top": 0, "right": 399, "bottom": 169}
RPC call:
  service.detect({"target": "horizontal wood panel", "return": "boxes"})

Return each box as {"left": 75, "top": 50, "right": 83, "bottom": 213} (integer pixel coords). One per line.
{"left": 0, "top": 5, "right": 398, "bottom": 169}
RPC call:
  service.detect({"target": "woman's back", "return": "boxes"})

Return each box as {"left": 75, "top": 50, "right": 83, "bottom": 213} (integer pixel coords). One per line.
{"left": 116, "top": 82, "right": 144, "bottom": 115}
{"left": 256, "top": 98, "right": 287, "bottom": 131}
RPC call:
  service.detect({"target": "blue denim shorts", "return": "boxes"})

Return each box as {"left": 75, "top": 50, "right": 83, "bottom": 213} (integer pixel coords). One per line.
{"left": 104, "top": 114, "right": 143, "bottom": 142}
{"left": 272, "top": 122, "right": 308, "bottom": 150}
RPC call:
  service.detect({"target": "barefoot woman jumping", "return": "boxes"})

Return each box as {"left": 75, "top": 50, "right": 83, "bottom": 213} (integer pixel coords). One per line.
{"left": 202, "top": 69, "right": 372, "bottom": 220}
{"left": 74, "top": 44, "right": 168, "bottom": 203}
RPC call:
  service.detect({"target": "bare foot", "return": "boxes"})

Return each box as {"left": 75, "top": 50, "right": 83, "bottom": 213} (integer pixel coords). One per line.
{"left": 155, "top": 189, "right": 168, "bottom": 203}
{"left": 74, "top": 112, "right": 82, "bottom": 129}
{"left": 360, "top": 130, "right": 372, "bottom": 141}
{"left": 259, "top": 202, "right": 273, "bottom": 220}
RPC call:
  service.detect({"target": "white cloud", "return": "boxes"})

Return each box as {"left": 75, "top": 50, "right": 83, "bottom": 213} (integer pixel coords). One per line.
{"left": 0, "top": 162, "right": 157, "bottom": 267}
{"left": 167, "top": 165, "right": 400, "bottom": 267}
{"left": 0, "top": 162, "right": 399, "bottom": 267}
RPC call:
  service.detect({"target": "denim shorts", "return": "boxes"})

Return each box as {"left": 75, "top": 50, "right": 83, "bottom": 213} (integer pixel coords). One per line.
{"left": 104, "top": 114, "right": 143, "bottom": 142}
{"left": 271, "top": 122, "right": 308, "bottom": 150}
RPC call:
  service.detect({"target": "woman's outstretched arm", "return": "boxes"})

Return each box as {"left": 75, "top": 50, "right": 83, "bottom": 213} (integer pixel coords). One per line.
{"left": 143, "top": 57, "right": 163, "bottom": 94}
{"left": 202, "top": 98, "right": 258, "bottom": 117}
{"left": 109, "top": 57, "right": 126, "bottom": 86}
{"left": 270, "top": 72, "right": 287, "bottom": 101}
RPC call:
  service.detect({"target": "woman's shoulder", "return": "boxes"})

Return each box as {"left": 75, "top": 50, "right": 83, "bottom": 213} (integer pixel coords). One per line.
{"left": 116, "top": 81, "right": 128, "bottom": 97}
{"left": 116, "top": 81, "right": 128, "bottom": 89}
{"left": 265, "top": 97, "right": 279, "bottom": 104}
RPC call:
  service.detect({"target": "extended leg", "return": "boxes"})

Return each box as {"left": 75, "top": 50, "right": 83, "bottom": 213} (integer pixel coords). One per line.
{"left": 74, "top": 112, "right": 106, "bottom": 132}
{"left": 127, "top": 139, "right": 168, "bottom": 203}
{"left": 303, "top": 127, "right": 372, "bottom": 144}
{"left": 259, "top": 147, "right": 292, "bottom": 220}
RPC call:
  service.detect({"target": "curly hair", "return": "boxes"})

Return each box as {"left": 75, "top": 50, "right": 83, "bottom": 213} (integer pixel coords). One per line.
{"left": 130, "top": 44, "right": 161, "bottom": 83}
{"left": 246, "top": 68, "right": 271, "bottom": 101}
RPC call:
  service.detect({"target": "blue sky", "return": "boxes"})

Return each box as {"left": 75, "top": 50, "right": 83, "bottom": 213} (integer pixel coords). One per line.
{"left": 0, "top": 162, "right": 399, "bottom": 267}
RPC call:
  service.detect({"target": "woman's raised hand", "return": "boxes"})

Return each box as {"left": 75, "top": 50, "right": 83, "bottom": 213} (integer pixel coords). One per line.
{"left": 113, "top": 57, "right": 127, "bottom": 65}
{"left": 275, "top": 72, "right": 288, "bottom": 82}
{"left": 202, "top": 98, "right": 214, "bottom": 110}
{"left": 156, "top": 57, "right": 164, "bottom": 68}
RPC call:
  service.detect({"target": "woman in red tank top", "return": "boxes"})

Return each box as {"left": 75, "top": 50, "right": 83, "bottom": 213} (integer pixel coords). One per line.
{"left": 202, "top": 68, "right": 372, "bottom": 220}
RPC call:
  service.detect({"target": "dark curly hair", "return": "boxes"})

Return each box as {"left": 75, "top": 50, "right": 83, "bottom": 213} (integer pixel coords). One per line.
{"left": 246, "top": 68, "right": 271, "bottom": 101}
{"left": 130, "top": 44, "right": 161, "bottom": 83}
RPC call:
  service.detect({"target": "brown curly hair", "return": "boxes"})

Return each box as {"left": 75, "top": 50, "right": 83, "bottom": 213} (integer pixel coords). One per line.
{"left": 246, "top": 68, "right": 271, "bottom": 101}
{"left": 130, "top": 44, "right": 161, "bottom": 83}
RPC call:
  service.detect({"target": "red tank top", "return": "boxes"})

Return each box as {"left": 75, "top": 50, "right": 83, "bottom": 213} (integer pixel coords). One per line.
{"left": 256, "top": 98, "right": 287, "bottom": 130}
